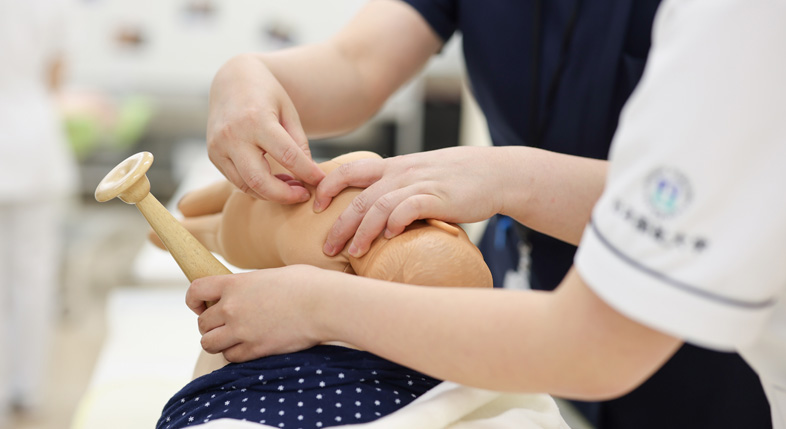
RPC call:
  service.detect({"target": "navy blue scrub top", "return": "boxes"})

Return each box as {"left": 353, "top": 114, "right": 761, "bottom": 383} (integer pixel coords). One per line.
{"left": 401, "top": 0, "right": 661, "bottom": 290}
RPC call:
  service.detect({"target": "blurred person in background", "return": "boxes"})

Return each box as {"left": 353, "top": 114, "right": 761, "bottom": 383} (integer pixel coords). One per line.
{"left": 0, "top": 0, "right": 79, "bottom": 422}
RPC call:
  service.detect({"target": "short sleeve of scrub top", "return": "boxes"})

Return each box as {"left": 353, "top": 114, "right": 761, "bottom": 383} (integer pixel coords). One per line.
{"left": 398, "top": 0, "right": 457, "bottom": 42}
{"left": 574, "top": 0, "right": 786, "bottom": 352}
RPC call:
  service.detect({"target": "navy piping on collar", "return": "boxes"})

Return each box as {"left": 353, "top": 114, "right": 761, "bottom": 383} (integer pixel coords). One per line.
{"left": 588, "top": 219, "right": 777, "bottom": 310}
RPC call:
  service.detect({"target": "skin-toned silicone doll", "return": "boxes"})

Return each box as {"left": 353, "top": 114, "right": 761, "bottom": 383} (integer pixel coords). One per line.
{"left": 155, "top": 151, "right": 493, "bottom": 289}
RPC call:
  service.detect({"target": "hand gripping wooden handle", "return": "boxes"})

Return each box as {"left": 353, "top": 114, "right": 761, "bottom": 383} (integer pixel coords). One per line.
{"left": 95, "top": 152, "right": 232, "bottom": 287}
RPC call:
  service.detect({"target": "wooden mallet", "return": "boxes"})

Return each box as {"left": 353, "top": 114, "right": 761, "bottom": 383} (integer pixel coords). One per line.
{"left": 95, "top": 152, "right": 231, "bottom": 302}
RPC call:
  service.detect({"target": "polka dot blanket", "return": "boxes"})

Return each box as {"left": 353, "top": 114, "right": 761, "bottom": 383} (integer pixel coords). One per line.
{"left": 157, "top": 345, "right": 440, "bottom": 429}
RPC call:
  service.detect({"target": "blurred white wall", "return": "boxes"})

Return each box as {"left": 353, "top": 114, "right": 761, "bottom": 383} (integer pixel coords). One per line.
{"left": 64, "top": 0, "right": 463, "bottom": 94}
{"left": 61, "top": 0, "right": 465, "bottom": 171}
{"left": 65, "top": 0, "right": 369, "bottom": 94}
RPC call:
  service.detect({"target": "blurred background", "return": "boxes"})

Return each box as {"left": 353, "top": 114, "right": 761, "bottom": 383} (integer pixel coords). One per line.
{"left": 1, "top": 0, "right": 490, "bottom": 428}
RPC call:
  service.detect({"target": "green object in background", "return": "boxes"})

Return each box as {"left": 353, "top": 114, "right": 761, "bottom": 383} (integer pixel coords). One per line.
{"left": 63, "top": 94, "right": 154, "bottom": 160}
{"left": 64, "top": 113, "right": 103, "bottom": 160}
{"left": 113, "top": 95, "right": 154, "bottom": 149}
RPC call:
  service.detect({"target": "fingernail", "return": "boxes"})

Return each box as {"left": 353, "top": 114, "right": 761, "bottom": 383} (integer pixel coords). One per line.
{"left": 323, "top": 242, "right": 335, "bottom": 256}
{"left": 383, "top": 229, "right": 393, "bottom": 239}
{"left": 313, "top": 200, "right": 322, "bottom": 213}
{"left": 348, "top": 243, "right": 359, "bottom": 257}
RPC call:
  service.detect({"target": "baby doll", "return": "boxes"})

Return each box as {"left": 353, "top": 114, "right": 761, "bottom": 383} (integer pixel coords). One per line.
{"left": 154, "top": 151, "right": 492, "bottom": 288}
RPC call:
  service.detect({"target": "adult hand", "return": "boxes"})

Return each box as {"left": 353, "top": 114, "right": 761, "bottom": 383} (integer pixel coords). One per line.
{"left": 314, "top": 146, "right": 503, "bottom": 258}
{"left": 207, "top": 54, "right": 325, "bottom": 204}
{"left": 186, "top": 265, "right": 328, "bottom": 362}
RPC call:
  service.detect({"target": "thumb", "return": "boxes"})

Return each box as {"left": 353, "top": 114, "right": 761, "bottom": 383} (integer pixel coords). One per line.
{"left": 187, "top": 275, "right": 228, "bottom": 315}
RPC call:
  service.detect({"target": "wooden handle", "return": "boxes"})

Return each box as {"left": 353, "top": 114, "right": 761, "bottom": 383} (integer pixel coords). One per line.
{"left": 95, "top": 152, "right": 232, "bottom": 284}
{"left": 135, "top": 193, "right": 232, "bottom": 281}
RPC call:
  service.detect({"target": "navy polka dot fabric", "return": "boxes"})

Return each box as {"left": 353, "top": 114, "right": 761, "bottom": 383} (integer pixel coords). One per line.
{"left": 157, "top": 345, "right": 440, "bottom": 428}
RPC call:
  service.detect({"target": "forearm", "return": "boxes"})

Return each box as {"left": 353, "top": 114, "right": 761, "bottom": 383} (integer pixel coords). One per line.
{"left": 210, "top": 50, "right": 361, "bottom": 138}
{"left": 495, "top": 146, "right": 608, "bottom": 245}
{"left": 314, "top": 268, "right": 679, "bottom": 399}
{"left": 223, "top": 1, "right": 439, "bottom": 138}
{"left": 252, "top": 45, "right": 376, "bottom": 138}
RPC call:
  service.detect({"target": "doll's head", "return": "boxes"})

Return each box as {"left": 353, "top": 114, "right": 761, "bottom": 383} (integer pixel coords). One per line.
{"left": 350, "top": 219, "right": 493, "bottom": 288}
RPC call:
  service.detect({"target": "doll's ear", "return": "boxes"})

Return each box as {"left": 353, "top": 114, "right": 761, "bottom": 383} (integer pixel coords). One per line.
{"left": 178, "top": 180, "right": 236, "bottom": 217}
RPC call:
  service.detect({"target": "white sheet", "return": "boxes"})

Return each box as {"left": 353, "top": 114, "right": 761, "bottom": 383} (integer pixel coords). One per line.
{"left": 72, "top": 287, "right": 201, "bottom": 429}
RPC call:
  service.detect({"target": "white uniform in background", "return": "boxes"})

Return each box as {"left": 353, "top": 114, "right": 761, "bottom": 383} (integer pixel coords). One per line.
{"left": 576, "top": 0, "right": 786, "bottom": 428}
{"left": 0, "top": 0, "right": 78, "bottom": 418}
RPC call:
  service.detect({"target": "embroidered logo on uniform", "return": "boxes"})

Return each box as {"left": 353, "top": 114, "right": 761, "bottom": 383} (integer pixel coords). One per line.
{"left": 645, "top": 168, "right": 692, "bottom": 218}
{"left": 606, "top": 167, "right": 707, "bottom": 252}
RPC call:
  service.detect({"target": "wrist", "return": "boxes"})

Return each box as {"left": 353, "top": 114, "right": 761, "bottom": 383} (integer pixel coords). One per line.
{"left": 303, "top": 268, "right": 348, "bottom": 345}
{"left": 308, "top": 269, "right": 376, "bottom": 349}
{"left": 212, "top": 53, "right": 272, "bottom": 94}
{"left": 495, "top": 146, "right": 535, "bottom": 219}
